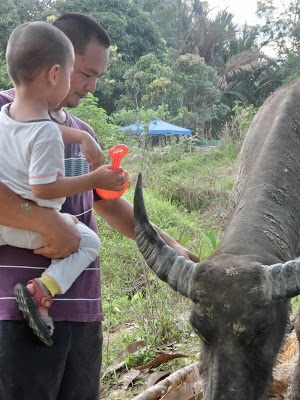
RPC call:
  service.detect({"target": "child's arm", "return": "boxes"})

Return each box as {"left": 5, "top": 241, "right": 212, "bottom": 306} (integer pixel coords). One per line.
{"left": 60, "top": 125, "right": 105, "bottom": 170}
{"left": 31, "top": 165, "right": 127, "bottom": 200}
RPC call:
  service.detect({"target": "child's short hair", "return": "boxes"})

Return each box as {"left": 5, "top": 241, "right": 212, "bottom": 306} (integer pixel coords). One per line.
{"left": 6, "top": 21, "right": 74, "bottom": 86}
{"left": 53, "top": 12, "right": 110, "bottom": 55}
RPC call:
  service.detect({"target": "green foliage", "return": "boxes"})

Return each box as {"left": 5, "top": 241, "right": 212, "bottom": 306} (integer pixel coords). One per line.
{"left": 171, "top": 54, "right": 229, "bottom": 134}
{"left": 116, "top": 53, "right": 176, "bottom": 110}
{"left": 94, "top": 45, "right": 127, "bottom": 115}
{"left": 65, "top": 93, "right": 121, "bottom": 149}
{"left": 202, "top": 229, "right": 218, "bottom": 250}
{"left": 257, "top": 0, "right": 299, "bottom": 57}
{"left": 116, "top": 52, "right": 229, "bottom": 136}
{"left": 133, "top": 0, "right": 192, "bottom": 51}
{"left": 112, "top": 105, "right": 169, "bottom": 127}
{"left": 0, "top": 0, "right": 20, "bottom": 52}
{"left": 256, "top": 0, "right": 300, "bottom": 83}
{"left": 0, "top": 56, "right": 11, "bottom": 90}
{"left": 232, "top": 101, "right": 259, "bottom": 137}
{"left": 99, "top": 140, "right": 239, "bottom": 382}
{"left": 54, "top": 0, "right": 166, "bottom": 64}
{"left": 12, "top": 0, "right": 55, "bottom": 23}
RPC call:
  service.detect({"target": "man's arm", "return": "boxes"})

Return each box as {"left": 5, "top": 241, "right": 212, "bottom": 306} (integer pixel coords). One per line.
{"left": 93, "top": 197, "right": 199, "bottom": 262}
{"left": 0, "top": 183, "right": 80, "bottom": 258}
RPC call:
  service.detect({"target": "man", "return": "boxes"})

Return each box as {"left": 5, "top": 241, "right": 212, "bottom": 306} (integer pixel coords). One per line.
{"left": 0, "top": 13, "right": 198, "bottom": 400}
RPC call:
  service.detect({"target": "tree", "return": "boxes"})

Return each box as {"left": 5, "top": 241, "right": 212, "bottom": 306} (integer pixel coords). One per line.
{"left": 53, "top": 0, "right": 167, "bottom": 113}
{"left": 54, "top": 0, "right": 166, "bottom": 64}
{"left": 116, "top": 53, "right": 178, "bottom": 110}
{"left": 94, "top": 45, "right": 127, "bottom": 115}
{"left": 171, "top": 54, "right": 229, "bottom": 135}
{"left": 220, "top": 48, "right": 284, "bottom": 108}
{"left": 66, "top": 93, "right": 120, "bottom": 149}
{"left": 257, "top": 0, "right": 300, "bottom": 82}
{"left": 0, "top": 0, "right": 20, "bottom": 53}
{"left": 257, "top": 0, "right": 300, "bottom": 57}
{"left": 133, "top": 0, "right": 192, "bottom": 51}
{"left": 0, "top": 56, "right": 11, "bottom": 90}
{"left": 116, "top": 51, "right": 228, "bottom": 136}
{"left": 12, "top": 0, "right": 55, "bottom": 23}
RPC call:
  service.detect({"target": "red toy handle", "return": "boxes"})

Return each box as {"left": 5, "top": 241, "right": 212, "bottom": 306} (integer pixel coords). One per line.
{"left": 96, "top": 144, "right": 129, "bottom": 200}
{"left": 109, "top": 144, "right": 129, "bottom": 170}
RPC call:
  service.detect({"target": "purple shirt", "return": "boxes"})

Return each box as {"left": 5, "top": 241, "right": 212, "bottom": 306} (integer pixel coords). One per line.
{"left": 0, "top": 88, "right": 104, "bottom": 322}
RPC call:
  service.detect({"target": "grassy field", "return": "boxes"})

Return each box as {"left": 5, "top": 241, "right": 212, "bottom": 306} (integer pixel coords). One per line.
{"left": 96, "top": 138, "right": 241, "bottom": 398}
{"left": 94, "top": 104, "right": 300, "bottom": 399}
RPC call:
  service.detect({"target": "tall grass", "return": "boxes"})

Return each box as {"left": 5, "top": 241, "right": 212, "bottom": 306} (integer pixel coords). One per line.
{"left": 97, "top": 138, "right": 240, "bottom": 374}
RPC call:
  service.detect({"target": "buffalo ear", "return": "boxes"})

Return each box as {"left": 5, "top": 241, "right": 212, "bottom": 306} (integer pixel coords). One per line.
{"left": 263, "top": 260, "right": 300, "bottom": 303}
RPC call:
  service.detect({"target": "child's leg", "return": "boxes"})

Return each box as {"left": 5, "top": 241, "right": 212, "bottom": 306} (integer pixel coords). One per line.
{"left": 41, "top": 222, "right": 100, "bottom": 294}
{"left": 0, "top": 224, "right": 43, "bottom": 248}
{"left": 14, "top": 279, "right": 54, "bottom": 346}
{"left": 14, "top": 222, "right": 100, "bottom": 345}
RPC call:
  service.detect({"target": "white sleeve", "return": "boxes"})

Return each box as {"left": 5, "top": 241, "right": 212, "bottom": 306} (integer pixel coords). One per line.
{"left": 29, "top": 123, "right": 65, "bottom": 185}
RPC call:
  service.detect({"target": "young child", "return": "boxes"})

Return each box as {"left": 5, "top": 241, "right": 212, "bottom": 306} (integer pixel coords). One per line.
{"left": 0, "top": 21, "right": 127, "bottom": 346}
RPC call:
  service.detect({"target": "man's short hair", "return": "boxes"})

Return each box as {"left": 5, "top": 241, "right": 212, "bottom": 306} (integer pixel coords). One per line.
{"left": 53, "top": 12, "right": 110, "bottom": 55}
{"left": 6, "top": 21, "right": 73, "bottom": 86}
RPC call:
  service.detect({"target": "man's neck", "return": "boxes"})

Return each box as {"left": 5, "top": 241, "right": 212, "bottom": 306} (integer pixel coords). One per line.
{"left": 50, "top": 108, "right": 67, "bottom": 124}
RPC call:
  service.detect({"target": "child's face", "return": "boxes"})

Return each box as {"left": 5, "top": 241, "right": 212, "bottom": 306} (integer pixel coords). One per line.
{"left": 52, "top": 52, "right": 75, "bottom": 109}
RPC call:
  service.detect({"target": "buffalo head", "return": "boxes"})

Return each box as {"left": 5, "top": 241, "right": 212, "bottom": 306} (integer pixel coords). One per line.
{"left": 134, "top": 172, "right": 300, "bottom": 400}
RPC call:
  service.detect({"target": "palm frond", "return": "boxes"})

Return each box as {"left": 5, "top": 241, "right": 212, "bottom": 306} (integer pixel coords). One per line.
{"left": 224, "top": 49, "right": 271, "bottom": 78}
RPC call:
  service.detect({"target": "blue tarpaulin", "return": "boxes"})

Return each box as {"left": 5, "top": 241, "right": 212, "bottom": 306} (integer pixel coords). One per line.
{"left": 120, "top": 120, "right": 192, "bottom": 135}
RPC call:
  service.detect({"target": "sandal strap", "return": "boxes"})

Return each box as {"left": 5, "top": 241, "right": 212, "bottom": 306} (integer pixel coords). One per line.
{"left": 27, "top": 279, "right": 53, "bottom": 308}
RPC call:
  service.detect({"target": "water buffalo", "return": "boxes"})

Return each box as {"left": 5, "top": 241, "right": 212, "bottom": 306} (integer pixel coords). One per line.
{"left": 133, "top": 78, "right": 300, "bottom": 399}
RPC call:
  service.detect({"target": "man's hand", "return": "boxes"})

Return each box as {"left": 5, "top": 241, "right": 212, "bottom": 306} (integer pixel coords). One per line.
{"left": 170, "top": 242, "right": 199, "bottom": 262}
{"left": 154, "top": 226, "right": 199, "bottom": 262}
{"left": 94, "top": 197, "right": 199, "bottom": 262}
{"left": 34, "top": 213, "right": 80, "bottom": 259}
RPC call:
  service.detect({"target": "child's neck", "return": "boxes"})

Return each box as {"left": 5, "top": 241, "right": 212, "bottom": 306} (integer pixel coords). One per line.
{"left": 10, "top": 86, "right": 50, "bottom": 122}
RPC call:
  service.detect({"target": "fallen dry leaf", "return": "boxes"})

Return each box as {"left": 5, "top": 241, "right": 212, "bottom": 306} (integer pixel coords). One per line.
{"left": 106, "top": 340, "right": 147, "bottom": 372}
{"left": 147, "top": 370, "right": 171, "bottom": 388}
{"left": 137, "top": 352, "right": 187, "bottom": 371}
{"left": 121, "top": 369, "right": 142, "bottom": 389}
{"left": 161, "top": 363, "right": 202, "bottom": 399}
{"left": 162, "top": 381, "right": 203, "bottom": 400}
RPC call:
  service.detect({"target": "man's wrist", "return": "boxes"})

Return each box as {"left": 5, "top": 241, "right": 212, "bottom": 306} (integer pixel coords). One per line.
{"left": 32, "top": 207, "right": 62, "bottom": 235}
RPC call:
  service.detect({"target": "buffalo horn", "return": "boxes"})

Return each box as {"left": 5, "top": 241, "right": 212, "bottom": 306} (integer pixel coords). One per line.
{"left": 263, "top": 260, "right": 300, "bottom": 302}
{"left": 134, "top": 173, "right": 196, "bottom": 299}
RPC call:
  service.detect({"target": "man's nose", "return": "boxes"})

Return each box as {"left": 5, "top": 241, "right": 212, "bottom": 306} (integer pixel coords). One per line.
{"left": 84, "top": 77, "right": 97, "bottom": 93}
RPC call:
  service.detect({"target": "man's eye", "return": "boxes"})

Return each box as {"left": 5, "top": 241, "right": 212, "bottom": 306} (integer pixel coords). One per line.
{"left": 82, "top": 73, "right": 91, "bottom": 78}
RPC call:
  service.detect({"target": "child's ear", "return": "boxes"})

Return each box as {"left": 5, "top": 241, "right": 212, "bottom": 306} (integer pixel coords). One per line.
{"left": 47, "top": 64, "right": 61, "bottom": 87}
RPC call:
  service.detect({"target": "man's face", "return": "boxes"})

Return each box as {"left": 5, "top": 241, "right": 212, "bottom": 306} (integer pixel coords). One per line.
{"left": 60, "top": 40, "right": 109, "bottom": 108}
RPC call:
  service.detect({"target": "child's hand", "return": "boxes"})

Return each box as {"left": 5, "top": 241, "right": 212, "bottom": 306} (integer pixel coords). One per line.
{"left": 92, "top": 165, "right": 128, "bottom": 191}
{"left": 81, "top": 134, "right": 105, "bottom": 170}
{"left": 59, "top": 126, "right": 105, "bottom": 169}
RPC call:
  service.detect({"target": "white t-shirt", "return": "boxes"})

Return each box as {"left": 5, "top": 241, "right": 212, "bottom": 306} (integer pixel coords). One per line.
{"left": 0, "top": 103, "right": 65, "bottom": 211}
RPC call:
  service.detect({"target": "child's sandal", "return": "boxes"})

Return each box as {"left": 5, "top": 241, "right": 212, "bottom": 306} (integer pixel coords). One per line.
{"left": 14, "top": 278, "right": 54, "bottom": 346}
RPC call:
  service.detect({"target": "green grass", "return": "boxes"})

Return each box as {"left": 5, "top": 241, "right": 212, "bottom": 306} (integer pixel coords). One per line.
{"left": 98, "top": 137, "right": 300, "bottom": 399}
{"left": 97, "top": 140, "right": 238, "bottom": 382}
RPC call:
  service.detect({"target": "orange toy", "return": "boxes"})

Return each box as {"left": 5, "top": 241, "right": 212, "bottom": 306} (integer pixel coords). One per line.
{"left": 96, "top": 144, "right": 129, "bottom": 200}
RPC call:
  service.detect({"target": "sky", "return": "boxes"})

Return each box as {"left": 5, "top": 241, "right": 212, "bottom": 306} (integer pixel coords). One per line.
{"left": 208, "top": 0, "right": 285, "bottom": 26}
{"left": 207, "top": 0, "right": 288, "bottom": 55}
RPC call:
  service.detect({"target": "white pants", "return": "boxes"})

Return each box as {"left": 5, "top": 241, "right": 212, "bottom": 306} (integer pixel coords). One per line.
{"left": 0, "top": 221, "right": 100, "bottom": 294}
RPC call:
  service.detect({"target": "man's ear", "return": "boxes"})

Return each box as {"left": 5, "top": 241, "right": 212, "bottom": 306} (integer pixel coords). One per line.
{"left": 47, "top": 64, "right": 61, "bottom": 87}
